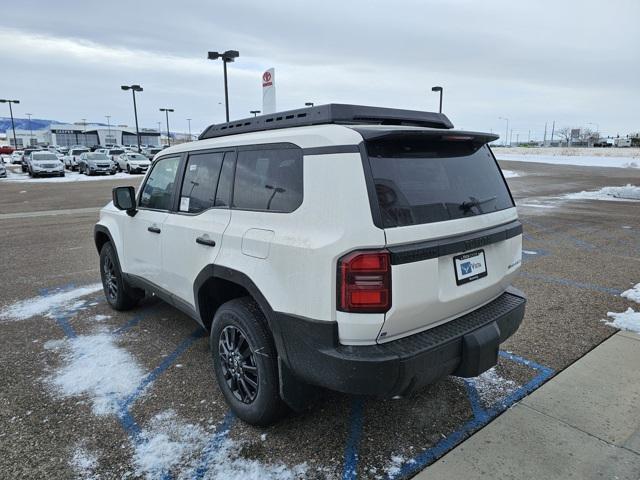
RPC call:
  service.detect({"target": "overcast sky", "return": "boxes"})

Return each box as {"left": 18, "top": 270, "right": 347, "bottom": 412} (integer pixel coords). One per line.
{"left": 1, "top": 0, "right": 638, "bottom": 140}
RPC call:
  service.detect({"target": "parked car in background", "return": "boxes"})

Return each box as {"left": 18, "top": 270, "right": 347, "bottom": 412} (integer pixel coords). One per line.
{"left": 64, "top": 147, "right": 90, "bottom": 171}
{"left": 27, "top": 151, "right": 65, "bottom": 177}
{"left": 104, "top": 148, "right": 125, "bottom": 163}
{"left": 115, "top": 152, "right": 150, "bottom": 174}
{"left": 78, "top": 152, "right": 116, "bottom": 176}
{"left": 21, "top": 147, "right": 41, "bottom": 172}
{"left": 11, "top": 150, "right": 23, "bottom": 164}
{"left": 143, "top": 146, "right": 164, "bottom": 159}
{"left": 0, "top": 145, "right": 15, "bottom": 155}
{"left": 57, "top": 146, "right": 69, "bottom": 154}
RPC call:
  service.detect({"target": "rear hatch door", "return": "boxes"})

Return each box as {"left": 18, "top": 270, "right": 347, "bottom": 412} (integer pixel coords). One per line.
{"left": 359, "top": 129, "right": 522, "bottom": 343}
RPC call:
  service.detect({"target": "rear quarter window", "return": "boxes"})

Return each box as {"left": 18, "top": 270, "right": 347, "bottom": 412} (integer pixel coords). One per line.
{"left": 367, "top": 137, "right": 513, "bottom": 228}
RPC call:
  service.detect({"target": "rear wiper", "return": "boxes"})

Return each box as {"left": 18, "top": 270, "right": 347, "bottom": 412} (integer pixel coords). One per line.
{"left": 459, "top": 196, "right": 496, "bottom": 212}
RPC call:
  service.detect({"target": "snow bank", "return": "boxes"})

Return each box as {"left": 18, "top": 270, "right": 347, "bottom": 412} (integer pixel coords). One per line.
{"left": 70, "top": 445, "right": 99, "bottom": 479}
{"left": 501, "top": 169, "right": 520, "bottom": 178}
{"left": 497, "top": 147, "right": 640, "bottom": 159}
{"left": 496, "top": 152, "right": 639, "bottom": 169}
{"left": 4, "top": 170, "right": 137, "bottom": 183}
{"left": 603, "top": 308, "right": 640, "bottom": 334}
{"left": 0, "top": 283, "right": 102, "bottom": 322}
{"left": 565, "top": 185, "right": 640, "bottom": 202}
{"left": 45, "top": 331, "right": 145, "bottom": 415}
{"left": 621, "top": 284, "right": 640, "bottom": 303}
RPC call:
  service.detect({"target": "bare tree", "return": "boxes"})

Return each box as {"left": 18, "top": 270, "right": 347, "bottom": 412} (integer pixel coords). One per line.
{"left": 555, "top": 126, "right": 572, "bottom": 145}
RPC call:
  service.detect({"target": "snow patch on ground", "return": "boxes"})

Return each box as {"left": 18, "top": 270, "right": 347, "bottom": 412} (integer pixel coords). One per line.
{"left": 0, "top": 283, "right": 102, "bottom": 322}
{"left": 501, "top": 169, "right": 520, "bottom": 178}
{"left": 94, "top": 314, "right": 111, "bottom": 322}
{"left": 621, "top": 284, "right": 640, "bottom": 303}
{"left": 70, "top": 444, "right": 99, "bottom": 479}
{"left": 133, "top": 410, "right": 308, "bottom": 479}
{"left": 4, "top": 169, "right": 138, "bottom": 183}
{"left": 496, "top": 152, "right": 639, "bottom": 169}
{"left": 470, "top": 367, "right": 518, "bottom": 404}
{"left": 44, "top": 331, "right": 145, "bottom": 415}
{"left": 603, "top": 308, "right": 640, "bottom": 334}
{"left": 498, "top": 147, "right": 640, "bottom": 159}
{"left": 564, "top": 185, "right": 640, "bottom": 202}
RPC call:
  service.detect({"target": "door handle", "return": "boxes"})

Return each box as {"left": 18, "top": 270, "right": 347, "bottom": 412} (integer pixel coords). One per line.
{"left": 196, "top": 236, "right": 216, "bottom": 247}
{"left": 147, "top": 226, "right": 161, "bottom": 234}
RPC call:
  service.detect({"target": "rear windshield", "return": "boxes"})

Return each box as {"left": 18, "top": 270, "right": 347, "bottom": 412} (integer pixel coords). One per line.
{"left": 71, "top": 149, "right": 88, "bottom": 155}
{"left": 32, "top": 153, "right": 58, "bottom": 160}
{"left": 366, "top": 137, "right": 513, "bottom": 228}
{"left": 109, "top": 149, "right": 124, "bottom": 155}
{"left": 87, "top": 153, "right": 109, "bottom": 160}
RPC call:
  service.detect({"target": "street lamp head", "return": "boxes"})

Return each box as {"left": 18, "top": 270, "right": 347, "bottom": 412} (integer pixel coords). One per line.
{"left": 159, "top": 108, "right": 174, "bottom": 112}
{"left": 222, "top": 50, "right": 239, "bottom": 62}
{"left": 431, "top": 86, "right": 443, "bottom": 92}
{"left": 305, "top": 102, "right": 314, "bottom": 107}
{"left": 207, "top": 51, "right": 221, "bottom": 60}
{"left": 121, "top": 85, "right": 130, "bottom": 91}
{"left": 0, "top": 99, "right": 19, "bottom": 103}
{"left": 132, "top": 85, "right": 143, "bottom": 92}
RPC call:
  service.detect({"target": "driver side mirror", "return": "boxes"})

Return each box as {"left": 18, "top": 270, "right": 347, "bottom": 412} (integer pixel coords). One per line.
{"left": 112, "top": 186, "right": 137, "bottom": 217}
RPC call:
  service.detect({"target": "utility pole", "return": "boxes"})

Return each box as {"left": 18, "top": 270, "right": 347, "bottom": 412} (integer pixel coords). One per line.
{"left": 105, "top": 115, "right": 112, "bottom": 141}
{"left": 550, "top": 120, "right": 555, "bottom": 145}
{"left": 543, "top": 122, "right": 547, "bottom": 146}
{"left": 0, "top": 99, "right": 20, "bottom": 148}
{"left": 186, "top": 118, "right": 192, "bottom": 141}
{"left": 26, "top": 113, "right": 33, "bottom": 144}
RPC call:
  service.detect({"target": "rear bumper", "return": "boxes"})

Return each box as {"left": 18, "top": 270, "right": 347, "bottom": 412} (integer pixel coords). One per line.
{"left": 276, "top": 287, "right": 525, "bottom": 396}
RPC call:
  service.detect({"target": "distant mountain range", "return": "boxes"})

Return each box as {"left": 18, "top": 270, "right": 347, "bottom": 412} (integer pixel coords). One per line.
{"left": 0, "top": 117, "right": 65, "bottom": 132}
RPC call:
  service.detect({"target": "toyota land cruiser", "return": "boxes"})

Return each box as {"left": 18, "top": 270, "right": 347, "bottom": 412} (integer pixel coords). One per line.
{"left": 95, "top": 104, "right": 525, "bottom": 425}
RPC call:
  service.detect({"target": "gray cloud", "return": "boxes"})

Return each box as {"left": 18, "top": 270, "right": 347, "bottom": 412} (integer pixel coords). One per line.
{"left": 1, "top": 0, "right": 638, "bottom": 138}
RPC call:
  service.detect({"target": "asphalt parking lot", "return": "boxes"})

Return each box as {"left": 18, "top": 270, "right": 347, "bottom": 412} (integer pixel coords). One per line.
{"left": 1, "top": 160, "right": 639, "bottom": 479}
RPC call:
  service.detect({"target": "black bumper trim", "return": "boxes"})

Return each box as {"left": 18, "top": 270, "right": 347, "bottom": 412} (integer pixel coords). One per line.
{"left": 276, "top": 288, "right": 525, "bottom": 396}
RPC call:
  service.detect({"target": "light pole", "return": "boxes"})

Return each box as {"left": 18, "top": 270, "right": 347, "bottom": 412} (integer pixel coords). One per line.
{"left": 121, "top": 84, "right": 143, "bottom": 152}
{"left": 207, "top": 50, "right": 239, "bottom": 122}
{"left": 105, "top": 115, "right": 112, "bottom": 141}
{"left": 0, "top": 99, "right": 19, "bottom": 148}
{"left": 305, "top": 102, "right": 314, "bottom": 107}
{"left": 250, "top": 110, "right": 260, "bottom": 117}
{"left": 81, "top": 118, "right": 87, "bottom": 146}
{"left": 25, "top": 113, "right": 33, "bottom": 145}
{"left": 187, "top": 118, "right": 192, "bottom": 141}
{"left": 499, "top": 117, "right": 509, "bottom": 146}
{"left": 431, "top": 86, "right": 443, "bottom": 113}
{"left": 159, "top": 108, "right": 174, "bottom": 147}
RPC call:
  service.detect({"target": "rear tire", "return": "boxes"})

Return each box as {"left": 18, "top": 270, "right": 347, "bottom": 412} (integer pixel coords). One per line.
{"left": 99, "top": 242, "right": 142, "bottom": 311}
{"left": 210, "top": 297, "right": 288, "bottom": 426}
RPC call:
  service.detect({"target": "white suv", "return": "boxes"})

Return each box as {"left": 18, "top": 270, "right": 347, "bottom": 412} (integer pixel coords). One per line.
{"left": 95, "top": 104, "right": 525, "bottom": 425}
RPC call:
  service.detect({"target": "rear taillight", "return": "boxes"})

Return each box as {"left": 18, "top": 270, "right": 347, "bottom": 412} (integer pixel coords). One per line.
{"left": 338, "top": 250, "right": 391, "bottom": 313}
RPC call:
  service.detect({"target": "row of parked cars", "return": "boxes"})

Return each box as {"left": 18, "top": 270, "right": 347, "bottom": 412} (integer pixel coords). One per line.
{"left": 3, "top": 144, "right": 164, "bottom": 178}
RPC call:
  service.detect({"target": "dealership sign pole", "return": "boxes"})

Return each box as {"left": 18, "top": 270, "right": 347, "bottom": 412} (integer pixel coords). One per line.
{"left": 262, "top": 68, "right": 276, "bottom": 114}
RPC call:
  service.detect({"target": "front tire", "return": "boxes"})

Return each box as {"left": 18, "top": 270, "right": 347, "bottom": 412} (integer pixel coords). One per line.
{"left": 211, "top": 297, "right": 287, "bottom": 426}
{"left": 99, "top": 242, "right": 142, "bottom": 310}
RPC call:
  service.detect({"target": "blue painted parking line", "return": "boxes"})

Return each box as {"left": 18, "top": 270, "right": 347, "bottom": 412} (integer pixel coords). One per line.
{"left": 519, "top": 272, "right": 622, "bottom": 295}
{"left": 342, "top": 397, "right": 366, "bottom": 480}
{"left": 192, "top": 411, "right": 236, "bottom": 479}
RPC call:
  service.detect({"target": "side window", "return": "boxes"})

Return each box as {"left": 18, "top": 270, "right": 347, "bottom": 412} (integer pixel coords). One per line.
{"left": 139, "top": 156, "right": 180, "bottom": 211}
{"left": 214, "top": 152, "right": 236, "bottom": 207}
{"left": 233, "top": 148, "right": 303, "bottom": 212}
{"left": 179, "top": 152, "right": 224, "bottom": 213}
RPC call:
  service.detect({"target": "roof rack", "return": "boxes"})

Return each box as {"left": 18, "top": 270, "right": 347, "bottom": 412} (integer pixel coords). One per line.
{"left": 198, "top": 103, "right": 454, "bottom": 140}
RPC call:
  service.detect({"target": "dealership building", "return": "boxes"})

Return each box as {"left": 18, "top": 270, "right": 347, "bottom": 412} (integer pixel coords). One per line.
{"left": 6, "top": 123, "right": 161, "bottom": 148}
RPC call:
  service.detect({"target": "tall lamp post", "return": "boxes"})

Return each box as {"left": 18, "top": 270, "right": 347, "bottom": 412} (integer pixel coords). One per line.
{"left": 186, "top": 118, "right": 192, "bottom": 141}
{"left": 159, "top": 108, "right": 174, "bottom": 147}
{"left": 431, "top": 86, "right": 443, "bottom": 113}
{"left": 207, "top": 50, "right": 239, "bottom": 122}
{"left": 121, "top": 85, "right": 143, "bottom": 152}
{"left": 105, "top": 115, "right": 112, "bottom": 141}
{"left": 498, "top": 117, "right": 510, "bottom": 146}
{"left": 25, "top": 113, "right": 33, "bottom": 145}
{"left": 250, "top": 110, "right": 260, "bottom": 117}
{"left": 0, "top": 99, "right": 19, "bottom": 148}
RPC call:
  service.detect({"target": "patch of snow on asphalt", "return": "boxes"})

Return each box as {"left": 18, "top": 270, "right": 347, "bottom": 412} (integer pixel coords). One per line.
{"left": 4, "top": 169, "right": 137, "bottom": 183}
{"left": 471, "top": 367, "right": 518, "bottom": 404}
{"left": 134, "top": 410, "right": 308, "bottom": 480}
{"left": 621, "top": 284, "right": 640, "bottom": 303}
{"left": 70, "top": 444, "right": 99, "bottom": 479}
{"left": 45, "top": 331, "right": 145, "bottom": 415}
{"left": 603, "top": 308, "right": 640, "bottom": 334}
{"left": 565, "top": 185, "right": 640, "bottom": 202}
{"left": 0, "top": 283, "right": 102, "bottom": 322}
{"left": 501, "top": 169, "right": 520, "bottom": 178}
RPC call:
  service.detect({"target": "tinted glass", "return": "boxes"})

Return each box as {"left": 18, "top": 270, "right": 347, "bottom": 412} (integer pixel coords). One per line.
{"left": 127, "top": 154, "right": 147, "bottom": 161}
{"left": 233, "top": 148, "right": 303, "bottom": 212}
{"left": 71, "top": 149, "right": 88, "bottom": 155}
{"left": 87, "top": 153, "right": 109, "bottom": 160}
{"left": 109, "top": 149, "right": 124, "bottom": 155}
{"left": 214, "top": 152, "right": 235, "bottom": 207}
{"left": 367, "top": 138, "right": 513, "bottom": 228}
{"left": 32, "top": 153, "right": 58, "bottom": 160}
{"left": 139, "top": 156, "right": 180, "bottom": 210}
{"left": 179, "top": 152, "right": 224, "bottom": 213}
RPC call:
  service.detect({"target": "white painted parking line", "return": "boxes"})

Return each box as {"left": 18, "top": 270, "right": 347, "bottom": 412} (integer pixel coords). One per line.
{"left": 0, "top": 207, "right": 100, "bottom": 220}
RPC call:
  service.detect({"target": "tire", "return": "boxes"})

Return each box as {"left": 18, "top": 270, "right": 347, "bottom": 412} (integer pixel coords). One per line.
{"left": 60, "top": 172, "right": 65, "bottom": 177}
{"left": 210, "top": 297, "right": 287, "bottom": 426}
{"left": 99, "top": 242, "right": 142, "bottom": 311}
{"left": 127, "top": 164, "right": 131, "bottom": 174}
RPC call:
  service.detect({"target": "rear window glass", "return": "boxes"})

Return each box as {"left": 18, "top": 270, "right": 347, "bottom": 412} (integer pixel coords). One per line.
{"left": 32, "top": 153, "right": 58, "bottom": 160}
{"left": 233, "top": 148, "right": 303, "bottom": 212}
{"left": 367, "top": 137, "right": 513, "bottom": 228}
